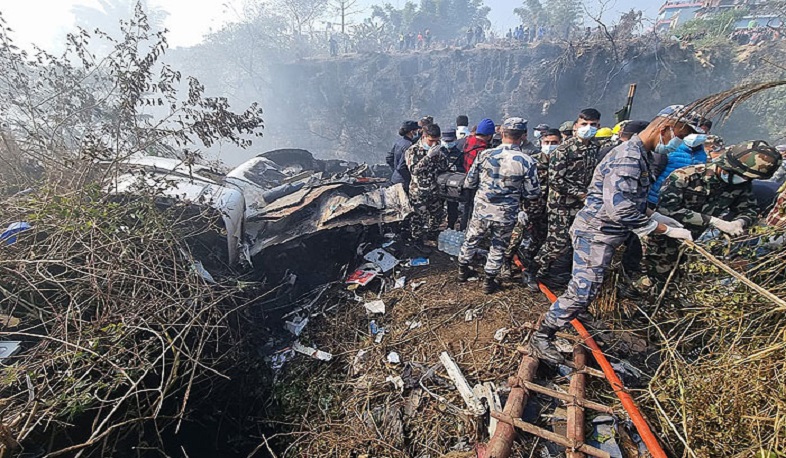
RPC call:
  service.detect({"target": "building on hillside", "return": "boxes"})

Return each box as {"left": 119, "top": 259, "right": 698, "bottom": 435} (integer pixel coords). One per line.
{"left": 656, "top": 1, "right": 703, "bottom": 33}
{"left": 696, "top": 0, "right": 782, "bottom": 29}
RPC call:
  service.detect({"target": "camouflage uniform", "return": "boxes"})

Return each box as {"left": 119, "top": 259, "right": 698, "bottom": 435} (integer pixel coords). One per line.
{"left": 406, "top": 140, "right": 448, "bottom": 240}
{"left": 535, "top": 137, "right": 600, "bottom": 280}
{"left": 458, "top": 143, "right": 540, "bottom": 275}
{"left": 505, "top": 150, "right": 549, "bottom": 268}
{"left": 544, "top": 137, "right": 654, "bottom": 329}
{"left": 644, "top": 164, "right": 759, "bottom": 278}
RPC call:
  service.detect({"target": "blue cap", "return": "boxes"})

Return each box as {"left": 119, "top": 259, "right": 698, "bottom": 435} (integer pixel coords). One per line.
{"left": 477, "top": 118, "right": 495, "bottom": 136}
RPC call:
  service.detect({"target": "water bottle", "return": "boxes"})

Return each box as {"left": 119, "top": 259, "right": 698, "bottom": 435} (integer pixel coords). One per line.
{"left": 438, "top": 230, "right": 446, "bottom": 252}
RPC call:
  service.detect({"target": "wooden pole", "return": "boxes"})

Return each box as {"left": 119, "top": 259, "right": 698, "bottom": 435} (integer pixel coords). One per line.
{"left": 567, "top": 345, "right": 588, "bottom": 458}
{"left": 520, "top": 381, "right": 614, "bottom": 415}
{"left": 482, "top": 354, "right": 538, "bottom": 458}
{"left": 491, "top": 412, "right": 611, "bottom": 458}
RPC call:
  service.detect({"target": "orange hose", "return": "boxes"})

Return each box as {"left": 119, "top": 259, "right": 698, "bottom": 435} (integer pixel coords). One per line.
{"left": 537, "top": 282, "right": 668, "bottom": 458}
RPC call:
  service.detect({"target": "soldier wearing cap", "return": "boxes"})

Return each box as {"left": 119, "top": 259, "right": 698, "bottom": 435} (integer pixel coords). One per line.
{"left": 405, "top": 123, "right": 449, "bottom": 252}
{"left": 532, "top": 123, "right": 551, "bottom": 148}
{"left": 457, "top": 117, "right": 541, "bottom": 294}
{"left": 529, "top": 105, "right": 702, "bottom": 365}
{"left": 387, "top": 120, "right": 420, "bottom": 190}
{"left": 534, "top": 108, "right": 603, "bottom": 289}
{"left": 642, "top": 140, "right": 781, "bottom": 283}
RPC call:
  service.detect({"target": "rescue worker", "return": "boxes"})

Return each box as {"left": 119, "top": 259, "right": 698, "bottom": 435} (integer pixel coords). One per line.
{"left": 517, "top": 119, "right": 540, "bottom": 155}
{"left": 597, "top": 120, "right": 649, "bottom": 163}
{"left": 643, "top": 141, "right": 781, "bottom": 282}
{"left": 442, "top": 128, "right": 464, "bottom": 229}
{"left": 529, "top": 105, "right": 702, "bottom": 365}
{"left": 502, "top": 128, "right": 561, "bottom": 286}
{"left": 534, "top": 108, "right": 603, "bottom": 289}
{"left": 705, "top": 135, "right": 725, "bottom": 161}
{"left": 386, "top": 120, "right": 419, "bottom": 191}
{"left": 460, "top": 119, "right": 495, "bottom": 230}
{"left": 559, "top": 120, "right": 574, "bottom": 142}
{"left": 532, "top": 123, "right": 551, "bottom": 148}
{"left": 458, "top": 118, "right": 541, "bottom": 294}
{"left": 406, "top": 123, "right": 448, "bottom": 252}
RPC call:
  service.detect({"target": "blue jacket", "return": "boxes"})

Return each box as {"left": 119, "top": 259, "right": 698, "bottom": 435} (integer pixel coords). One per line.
{"left": 387, "top": 136, "right": 414, "bottom": 188}
{"left": 647, "top": 143, "right": 707, "bottom": 205}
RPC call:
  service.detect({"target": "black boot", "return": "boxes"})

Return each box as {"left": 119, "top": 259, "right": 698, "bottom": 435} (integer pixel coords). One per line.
{"left": 528, "top": 324, "right": 565, "bottom": 365}
{"left": 521, "top": 270, "right": 540, "bottom": 292}
{"left": 457, "top": 263, "right": 473, "bottom": 282}
{"left": 483, "top": 274, "right": 498, "bottom": 294}
{"left": 499, "top": 258, "right": 513, "bottom": 280}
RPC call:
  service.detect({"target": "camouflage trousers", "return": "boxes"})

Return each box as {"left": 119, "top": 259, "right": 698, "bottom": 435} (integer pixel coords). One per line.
{"left": 641, "top": 234, "right": 689, "bottom": 281}
{"left": 543, "top": 229, "right": 627, "bottom": 330}
{"left": 534, "top": 205, "right": 581, "bottom": 279}
{"left": 504, "top": 212, "right": 547, "bottom": 269}
{"left": 458, "top": 216, "right": 515, "bottom": 275}
{"left": 409, "top": 192, "right": 444, "bottom": 240}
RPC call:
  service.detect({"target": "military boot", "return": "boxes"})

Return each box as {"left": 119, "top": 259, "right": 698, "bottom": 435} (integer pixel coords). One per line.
{"left": 483, "top": 274, "right": 498, "bottom": 294}
{"left": 528, "top": 324, "right": 565, "bottom": 365}
{"left": 499, "top": 258, "right": 513, "bottom": 280}
{"left": 457, "top": 263, "right": 473, "bottom": 282}
{"left": 521, "top": 270, "right": 540, "bottom": 292}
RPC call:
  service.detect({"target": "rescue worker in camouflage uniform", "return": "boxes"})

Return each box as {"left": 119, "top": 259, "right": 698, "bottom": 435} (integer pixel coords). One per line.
{"left": 406, "top": 123, "right": 448, "bottom": 252}
{"left": 457, "top": 118, "right": 541, "bottom": 294}
{"left": 501, "top": 128, "right": 561, "bottom": 287}
{"left": 643, "top": 141, "right": 781, "bottom": 282}
{"left": 534, "top": 109, "right": 603, "bottom": 289}
{"left": 529, "top": 105, "right": 702, "bottom": 365}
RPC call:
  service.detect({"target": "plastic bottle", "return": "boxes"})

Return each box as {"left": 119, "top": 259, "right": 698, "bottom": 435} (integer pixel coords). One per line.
{"left": 438, "top": 230, "right": 446, "bottom": 252}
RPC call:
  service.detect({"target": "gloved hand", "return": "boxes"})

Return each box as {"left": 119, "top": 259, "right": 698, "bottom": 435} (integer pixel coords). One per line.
{"left": 663, "top": 226, "right": 693, "bottom": 241}
{"left": 651, "top": 211, "right": 684, "bottom": 228}
{"left": 427, "top": 145, "right": 442, "bottom": 158}
{"left": 517, "top": 211, "right": 528, "bottom": 226}
{"left": 710, "top": 217, "right": 745, "bottom": 236}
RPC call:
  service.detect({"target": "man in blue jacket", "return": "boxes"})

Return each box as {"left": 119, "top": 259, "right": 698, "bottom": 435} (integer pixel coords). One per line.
{"left": 386, "top": 120, "right": 419, "bottom": 192}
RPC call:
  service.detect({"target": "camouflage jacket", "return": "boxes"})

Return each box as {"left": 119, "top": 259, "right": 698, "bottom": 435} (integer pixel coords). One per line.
{"left": 573, "top": 136, "right": 653, "bottom": 236}
{"left": 657, "top": 163, "right": 758, "bottom": 233}
{"left": 520, "top": 139, "right": 540, "bottom": 155}
{"left": 766, "top": 186, "right": 786, "bottom": 228}
{"left": 521, "top": 150, "right": 549, "bottom": 217}
{"left": 405, "top": 140, "right": 448, "bottom": 199}
{"left": 464, "top": 143, "right": 540, "bottom": 223}
{"left": 548, "top": 137, "right": 601, "bottom": 208}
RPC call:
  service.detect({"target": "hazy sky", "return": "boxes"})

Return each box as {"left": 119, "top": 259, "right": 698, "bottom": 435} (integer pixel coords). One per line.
{"left": 1, "top": 0, "right": 661, "bottom": 51}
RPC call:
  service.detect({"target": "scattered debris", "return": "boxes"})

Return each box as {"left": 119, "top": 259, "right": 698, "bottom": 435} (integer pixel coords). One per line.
{"left": 386, "top": 351, "right": 401, "bottom": 364}
{"left": 0, "top": 341, "right": 21, "bottom": 362}
{"left": 284, "top": 316, "right": 309, "bottom": 336}
{"left": 346, "top": 263, "right": 380, "bottom": 286}
{"left": 386, "top": 375, "right": 405, "bottom": 393}
{"left": 191, "top": 260, "right": 216, "bottom": 283}
{"left": 269, "top": 348, "right": 294, "bottom": 370}
{"left": 439, "top": 351, "right": 485, "bottom": 415}
{"left": 363, "top": 299, "right": 386, "bottom": 315}
{"left": 364, "top": 248, "right": 398, "bottom": 272}
{"left": 405, "top": 320, "right": 422, "bottom": 330}
{"left": 394, "top": 276, "right": 406, "bottom": 289}
{"left": 0, "top": 222, "right": 31, "bottom": 246}
{"left": 494, "top": 327, "right": 509, "bottom": 342}
{"left": 292, "top": 341, "right": 333, "bottom": 361}
{"left": 410, "top": 280, "right": 426, "bottom": 291}
{"left": 474, "top": 382, "right": 502, "bottom": 436}
{"left": 464, "top": 309, "right": 478, "bottom": 322}
{"left": 352, "top": 349, "right": 370, "bottom": 375}
{"left": 409, "top": 257, "right": 430, "bottom": 267}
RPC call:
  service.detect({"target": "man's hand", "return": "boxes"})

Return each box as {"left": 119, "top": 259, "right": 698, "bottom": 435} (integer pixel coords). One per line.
{"left": 517, "top": 211, "right": 528, "bottom": 226}
{"left": 710, "top": 217, "right": 745, "bottom": 236}
{"left": 427, "top": 145, "right": 442, "bottom": 158}
{"left": 651, "top": 211, "right": 684, "bottom": 228}
{"left": 663, "top": 226, "right": 693, "bottom": 241}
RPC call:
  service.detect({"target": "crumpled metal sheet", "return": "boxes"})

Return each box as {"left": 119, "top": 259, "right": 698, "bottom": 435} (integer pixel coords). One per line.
{"left": 246, "top": 183, "right": 412, "bottom": 256}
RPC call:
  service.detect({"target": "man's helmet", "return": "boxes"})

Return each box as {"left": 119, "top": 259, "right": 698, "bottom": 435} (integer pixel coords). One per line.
{"left": 595, "top": 127, "right": 613, "bottom": 139}
{"left": 559, "top": 120, "right": 574, "bottom": 133}
{"left": 717, "top": 140, "right": 782, "bottom": 180}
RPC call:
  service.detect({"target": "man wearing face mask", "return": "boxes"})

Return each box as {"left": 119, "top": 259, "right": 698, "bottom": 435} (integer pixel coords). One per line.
{"left": 532, "top": 123, "right": 551, "bottom": 148}
{"left": 534, "top": 108, "right": 603, "bottom": 289}
{"left": 529, "top": 106, "right": 701, "bottom": 365}
{"left": 502, "top": 128, "right": 561, "bottom": 285}
{"left": 458, "top": 117, "right": 541, "bottom": 294}
{"left": 642, "top": 141, "right": 781, "bottom": 284}
{"left": 441, "top": 129, "right": 464, "bottom": 230}
{"left": 518, "top": 119, "right": 540, "bottom": 155}
{"left": 405, "top": 123, "right": 449, "bottom": 253}
{"left": 387, "top": 120, "right": 420, "bottom": 191}
{"left": 647, "top": 107, "right": 711, "bottom": 208}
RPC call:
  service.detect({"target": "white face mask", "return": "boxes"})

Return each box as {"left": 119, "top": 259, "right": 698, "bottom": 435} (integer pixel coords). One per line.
{"left": 442, "top": 140, "right": 457, "bottom": 149}
{"left": 541, "top": 144, "right": 559, "bottom": 154}
{"left": 683, "top": 134, "right": 707, "bottom": 148}
{"left": 576, "top": 125, "right": 598, "bottom": 140}
{"left": 719, "top": 170, "right": 748, "bottom": 185}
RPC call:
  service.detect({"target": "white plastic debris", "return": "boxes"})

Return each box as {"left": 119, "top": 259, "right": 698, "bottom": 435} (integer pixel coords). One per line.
{"left": 406, "top": 320, "right": 423, "bottom": 330}
{"left": 352, "top": 349, "right": 369, "bottom": 375}
{"left": 269, "top": 349, "right": 294, "bottom": 370}
{"left": 394, "top": 276, "right": 406, "bottom": 289}
{"left": 473, "top": 382, "right": 502, "bottom": 435}
{"left": 363, "top": 300, "right": 386, "bottom": 315}
{"left": 411, "top": 281, "right": 426, "bottom": 291}
{"left": 192, "top": 260, "right": 216, "bottom": 283}
{"left": 364, "top": 248, "right": 398, "bottom": 272}
{"left": 493, "top": 328, "right": 509, "bottom": 342}
{"left": 440, "top": 351, "right": 485, "bottom": 415}
{"left": 386, "top": 375, "right": 405, "bottom": 393}
{"left": 374, "top": 329, "right": 386, "bottom": 344}
{"left": 464, "top": 309, "right": 477, "bottom": 322}
{"left": 386, "top": 351, "right": 401, "bottom": 364}
{"left": 284, "top": 316, "right": 308, "bottom": 336}
{"left": 292, "top": 341, "right": 333, "bottom": 361}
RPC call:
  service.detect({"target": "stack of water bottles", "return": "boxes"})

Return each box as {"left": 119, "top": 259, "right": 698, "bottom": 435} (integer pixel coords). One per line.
{"left": 437, "top": 229, "right": 465, "bottom": 257}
